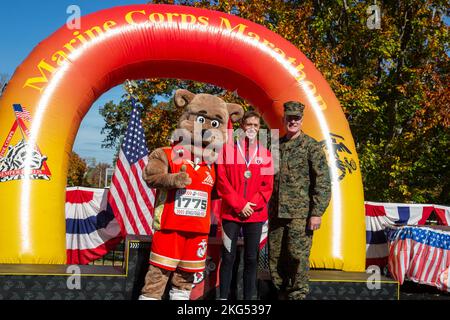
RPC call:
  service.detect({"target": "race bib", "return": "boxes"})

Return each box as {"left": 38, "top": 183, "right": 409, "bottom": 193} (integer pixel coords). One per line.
{"left": 174, "top": 189, "right": 208, "bottom": 217}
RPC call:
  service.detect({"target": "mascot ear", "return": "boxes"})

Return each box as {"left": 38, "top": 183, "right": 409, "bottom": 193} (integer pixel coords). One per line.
{"left": 227, "top": 103, "right": 244, "bottom": 123}
{"left": 174, "top": 89, "right": 196, "bottom": 108}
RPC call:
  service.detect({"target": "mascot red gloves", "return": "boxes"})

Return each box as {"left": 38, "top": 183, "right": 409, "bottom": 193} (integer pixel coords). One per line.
{"left": 139, "top": 89, "right": 243, "bottom": 300}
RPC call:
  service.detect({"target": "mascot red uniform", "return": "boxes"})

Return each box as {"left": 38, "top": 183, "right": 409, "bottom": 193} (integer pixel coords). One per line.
{"left": 139, "top": 89, "right": 243, "bottom": 300}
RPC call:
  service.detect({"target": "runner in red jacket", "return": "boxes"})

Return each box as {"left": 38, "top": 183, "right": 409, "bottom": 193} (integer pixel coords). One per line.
{"left": 216, "top": 111, "right": 274, "bottom": 300}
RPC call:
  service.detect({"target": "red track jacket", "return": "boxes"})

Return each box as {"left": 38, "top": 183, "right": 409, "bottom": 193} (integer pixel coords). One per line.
{"left": 216, "top": 139, "right": 274, "bottom": 223}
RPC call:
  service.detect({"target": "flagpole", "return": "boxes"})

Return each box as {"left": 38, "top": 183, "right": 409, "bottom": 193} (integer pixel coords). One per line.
{"left": 124, "top": 79, "right": 140, "bottom": 111}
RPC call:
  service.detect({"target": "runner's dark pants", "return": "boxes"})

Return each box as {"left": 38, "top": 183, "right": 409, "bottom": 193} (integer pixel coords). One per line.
{"left": 219, "top": 219, "right": 263, "bottom": 300}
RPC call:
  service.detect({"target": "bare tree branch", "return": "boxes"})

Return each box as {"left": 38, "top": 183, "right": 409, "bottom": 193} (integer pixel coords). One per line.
{"left": 0, "top": 73, "right": 9, "bottom": 96}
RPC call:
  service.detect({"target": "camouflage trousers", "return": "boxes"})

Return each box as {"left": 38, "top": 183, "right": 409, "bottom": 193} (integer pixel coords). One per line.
{"left": 268, "top": 217, "right": 313, "bottom": 300}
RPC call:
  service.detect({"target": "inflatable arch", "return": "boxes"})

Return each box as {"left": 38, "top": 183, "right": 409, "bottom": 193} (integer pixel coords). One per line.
{"left": 0, "top": 4, "right": 365, "bottom": 270}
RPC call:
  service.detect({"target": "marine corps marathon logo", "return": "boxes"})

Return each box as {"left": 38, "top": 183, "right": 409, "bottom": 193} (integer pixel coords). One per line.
{"left": 0, "top": 104, "right": 51, "bottom": 183}
{"left": 193, "top": 239, "right": 209, "bottom": 286}
{"left": 197, "top": 239, "right": 207, "bottom": 258}
{"left": 193, "top": 255, "right": 217, "bottom": 285}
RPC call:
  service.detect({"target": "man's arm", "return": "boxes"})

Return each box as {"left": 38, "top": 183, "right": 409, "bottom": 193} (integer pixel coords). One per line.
{"left": 308, "top": 141, "right": 332, "bottom": 217}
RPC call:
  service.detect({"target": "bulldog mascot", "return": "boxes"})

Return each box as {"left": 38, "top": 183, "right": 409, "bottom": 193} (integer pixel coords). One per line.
{"left": 139, "top": 89, "right": 243, "bottom": 300}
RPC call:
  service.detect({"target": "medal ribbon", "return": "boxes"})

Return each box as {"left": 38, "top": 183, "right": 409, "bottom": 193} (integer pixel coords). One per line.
{"left": 237, "top": 139, "right": 258, "bottom": 169}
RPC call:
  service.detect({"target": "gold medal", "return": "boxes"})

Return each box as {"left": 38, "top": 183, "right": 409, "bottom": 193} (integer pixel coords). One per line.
{"left": 244, "top": 170, "right": 252, "bottom": 179}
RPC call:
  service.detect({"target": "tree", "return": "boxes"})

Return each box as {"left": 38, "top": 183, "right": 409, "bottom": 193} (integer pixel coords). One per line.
{"left": 67, "top": 151, "right": 87, "bottom": 186}
{"left": 0, "top": 73, "right": 9, "bottom": 96}
{"left": 100, "top": 0, "right": 449, "bottom": 204}
{"left": 84, "top": 162, "right": 112, "bottom": 188}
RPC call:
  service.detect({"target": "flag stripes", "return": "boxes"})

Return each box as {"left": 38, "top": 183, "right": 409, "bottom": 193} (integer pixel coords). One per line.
{"left": 385, "top": 226, "right": 450, "bottom": 292}
{"left": 65, "top": 187, "right": 122, "bottom": 264}
{"left": 107, "top": 103, "right": 155, "bottom": 238}
{"left": 13, "top": 104, "right": 32, "bottom": 122}
{"left": 110, "top": 151, "right": 153, "bottom": 236}
{"left": 365, "top": 202, "right": 449, "bottom": 270}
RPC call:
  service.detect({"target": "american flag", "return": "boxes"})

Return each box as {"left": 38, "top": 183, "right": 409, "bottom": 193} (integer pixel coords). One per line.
{"left": 365, "top": 202, "right": 446, "bottom": 269}
{"left": 13, "top": 104, "right": 32, "bottom": 122}
{"left": 108, "top": 102, "right": 155, "bottom": 237}
{"left": 386, "top": 226, "right": 450, "bottom": 292}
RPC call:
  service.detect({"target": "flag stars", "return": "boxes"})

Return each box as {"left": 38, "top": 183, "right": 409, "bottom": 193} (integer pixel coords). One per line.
{"left": 121, "top": 109, "right": 149, "bottom": 163}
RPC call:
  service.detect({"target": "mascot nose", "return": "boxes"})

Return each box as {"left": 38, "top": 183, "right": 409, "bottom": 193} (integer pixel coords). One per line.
{"left": 202, "top": 129, "right": 213, "bottom": 140}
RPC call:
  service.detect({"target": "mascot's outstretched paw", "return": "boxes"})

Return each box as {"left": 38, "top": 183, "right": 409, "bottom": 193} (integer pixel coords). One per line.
{"left": 173, "top": 165, "right": 192, "bottom": 188}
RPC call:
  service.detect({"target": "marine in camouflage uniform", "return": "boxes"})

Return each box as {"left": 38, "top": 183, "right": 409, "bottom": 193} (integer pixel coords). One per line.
{"left": 268, "top": 101, "right": 331, "bottom": 300}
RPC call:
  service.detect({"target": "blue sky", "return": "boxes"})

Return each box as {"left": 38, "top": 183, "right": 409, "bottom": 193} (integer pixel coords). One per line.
{"left": 0, "top": 1, "right": 149, "bottom": 165}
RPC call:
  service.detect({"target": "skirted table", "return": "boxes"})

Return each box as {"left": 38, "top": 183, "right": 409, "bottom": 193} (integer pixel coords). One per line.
{"left": 386, "top": 225, "right": 450, "bottom": 292}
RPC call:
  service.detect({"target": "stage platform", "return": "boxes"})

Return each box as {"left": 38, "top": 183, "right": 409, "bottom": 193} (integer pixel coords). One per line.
{"left": 0, "top": 235, "right": 151, "bottom": 300}
{"left": 0, "top": 235, "right": 399, "bottom": 300}
{"left": 257, "top": 270, "right": 399, "bottom": 300}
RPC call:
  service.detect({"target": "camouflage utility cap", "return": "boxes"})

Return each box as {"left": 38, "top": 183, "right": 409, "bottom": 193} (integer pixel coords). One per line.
{"left": 284, "top": 101, "right": 305, "bottom": 117}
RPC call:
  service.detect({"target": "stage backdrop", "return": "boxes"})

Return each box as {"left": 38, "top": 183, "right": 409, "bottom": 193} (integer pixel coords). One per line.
{"left": 0, "top": 4, "right": 365, "bottom": 270}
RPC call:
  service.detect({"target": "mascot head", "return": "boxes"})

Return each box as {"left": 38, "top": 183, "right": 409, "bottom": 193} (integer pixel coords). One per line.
{"left": 171, "top": 89, "right": 243, "bottom": 163}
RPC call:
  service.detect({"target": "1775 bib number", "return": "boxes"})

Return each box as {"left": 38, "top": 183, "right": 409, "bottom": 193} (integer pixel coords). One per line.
{"left": 174, "top": 189, "right": 208, "bottom": 217}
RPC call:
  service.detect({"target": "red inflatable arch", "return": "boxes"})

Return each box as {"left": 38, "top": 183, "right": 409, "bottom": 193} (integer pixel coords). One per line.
{"left": 0, "top": 4, "right": 365, "bottom": 270}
